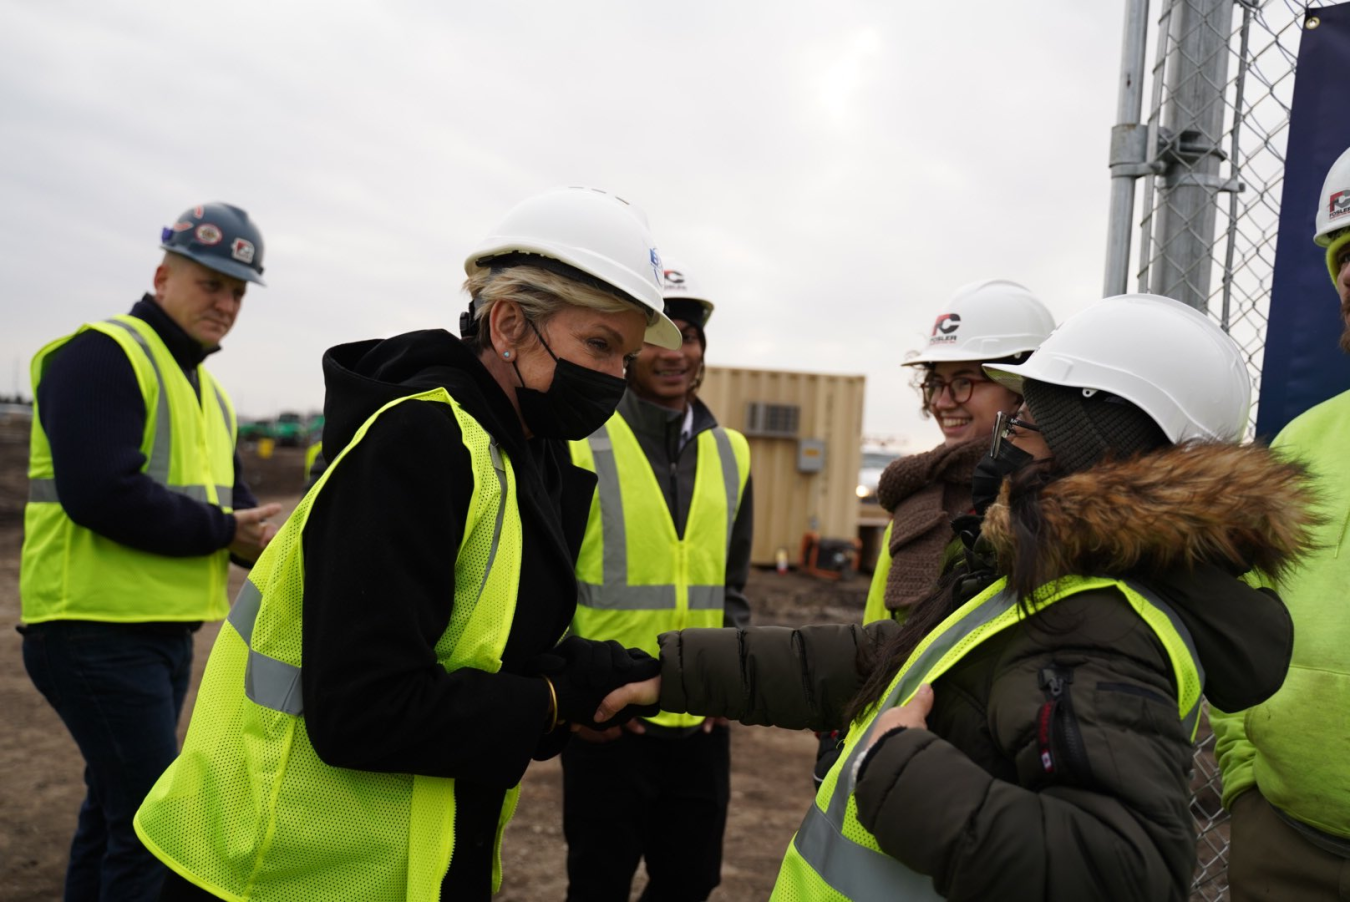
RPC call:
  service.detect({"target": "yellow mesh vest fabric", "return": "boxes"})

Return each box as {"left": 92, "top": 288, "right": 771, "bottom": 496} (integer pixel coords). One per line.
{"left": 20, "top": 315, "right": 236, "bottom": 623}
{"left": 772, "top": 575, "right": 1204, "bottom": 900}
{"left": 570, "top": 415, "right": 750, "bottom": 729}
{"left": 134, "top": 388, "right": 524, "bottom": 901}
{"left": 861, "top": 521, "right": 894, "bottom": 626}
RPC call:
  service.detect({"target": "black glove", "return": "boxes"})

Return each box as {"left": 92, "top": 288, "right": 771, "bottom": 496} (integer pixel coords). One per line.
{"left": 527, "top": 637, "right": 661, "bottom": 729}
{"left": 813, "top": 729, "right": 845, "bottom": 789}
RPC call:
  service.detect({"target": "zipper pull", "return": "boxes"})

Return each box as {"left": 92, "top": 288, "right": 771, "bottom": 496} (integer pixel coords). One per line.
{"left": 1038, "top": 667, "right": 1064, "bottom": 699}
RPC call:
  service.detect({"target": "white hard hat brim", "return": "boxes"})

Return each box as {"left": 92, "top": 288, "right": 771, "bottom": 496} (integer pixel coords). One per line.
{"left": 902, "top": 341, "right": 1041, "bottom": 367}
{"left": 466, "top": 187, "right": 681, "bottom": 350}
{"left": 468, "top": 243, "right": 681, "bottom": 350}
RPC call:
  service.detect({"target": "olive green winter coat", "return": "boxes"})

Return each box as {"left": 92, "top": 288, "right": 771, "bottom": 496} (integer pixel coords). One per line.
{"left": 657, "top": 442, "right": 1316, "bottom": 902}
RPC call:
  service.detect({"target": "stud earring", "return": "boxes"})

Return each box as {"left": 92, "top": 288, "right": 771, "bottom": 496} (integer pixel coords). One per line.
{"left": 503, "top": 350, "right": 512, "bottom": 360}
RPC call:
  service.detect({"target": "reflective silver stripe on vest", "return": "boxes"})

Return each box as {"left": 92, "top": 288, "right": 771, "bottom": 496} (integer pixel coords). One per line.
{"left": 27, "top": 478, "right": 235, "bottom": 507}
{"left": 578, "top": 581, "right": 678, "bottom": 610}
{"left": 687, "top": 584, "right": 725, "bottom": 611}
{"left": 473, "top": 441, "right": 508, "bottom": 605}
{"left": 104, "top": 319, "right": 173, "bottom": 486}
{"left": 711, "top": 428, "right": 738, "bottom": 556}
{"left": 207, "top": 381, "right": 235, "bottom": 509}
{"left": 227, "top": 442, "right": 513, "bottom": 717}
{"left": 1125, "top": 582, "right": 1206, "bottom": 736}
{"left": 28, "top": 479, "right": 60, "bottom": 503}
{"left": 228, "top": 579, "right": 305, "bottom": 716}
{"left": 580, "top": 426, "right": 740, "bottom": 611}
{"left": 26, "top": 320, "right": 234, "bottom": 509}
{"left": 794, "top": 581, "right": 1205, "bottom": 898}
{"left": 209, "top": 380, "right": 232, "bottom": 438}
{"left": 795, "top": 805, "right": 943, "bottom": 900}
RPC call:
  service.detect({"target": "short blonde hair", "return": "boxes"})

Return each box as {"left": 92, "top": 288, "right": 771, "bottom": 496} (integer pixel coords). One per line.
{"left": 463, "top": 264, "right": 647, "bottom": 351}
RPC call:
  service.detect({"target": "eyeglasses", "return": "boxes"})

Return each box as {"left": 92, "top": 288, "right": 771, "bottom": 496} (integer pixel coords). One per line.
{"left": 991, "top": 409, "right": 1042, "bottom": 457}
{"left": 921, "top": 375, "right": 993, "bottom": 406}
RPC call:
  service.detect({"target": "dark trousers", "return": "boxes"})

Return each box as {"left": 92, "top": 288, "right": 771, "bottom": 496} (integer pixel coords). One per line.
{"left": 561, "top": 724, "right": 731, "bottom": 902}
{"left": 22, "top": 620, "right": 194, "bottom": 902}
{"left": 1229, "top": 789, "right": 1350, "bottom": 901}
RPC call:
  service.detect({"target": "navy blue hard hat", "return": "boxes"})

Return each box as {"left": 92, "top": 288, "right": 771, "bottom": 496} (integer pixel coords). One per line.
{"left": 160, "top": 203, "right": 266, "bottom": 285}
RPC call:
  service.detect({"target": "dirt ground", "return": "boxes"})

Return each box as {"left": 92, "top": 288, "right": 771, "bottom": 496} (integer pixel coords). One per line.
{"left": 0, "top": 425, "right": 869, "bottom": 901}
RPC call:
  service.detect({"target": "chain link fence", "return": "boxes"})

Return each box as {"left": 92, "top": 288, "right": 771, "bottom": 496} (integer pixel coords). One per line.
{"left": 1113, "top": 1, "right": 1314, "bottom": 898}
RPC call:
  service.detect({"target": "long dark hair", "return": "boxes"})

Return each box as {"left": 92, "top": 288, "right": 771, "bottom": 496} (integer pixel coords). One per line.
{"left": 843, "top": 569, "right": 970, "bottom": 726}
{"left": 843, "top": 463, "right": 1060, "bottom": 725}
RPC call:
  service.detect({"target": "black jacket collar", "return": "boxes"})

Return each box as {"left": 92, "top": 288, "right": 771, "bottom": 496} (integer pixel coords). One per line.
{"left": 617, "top": 391, "right": 718, "bottom": 448}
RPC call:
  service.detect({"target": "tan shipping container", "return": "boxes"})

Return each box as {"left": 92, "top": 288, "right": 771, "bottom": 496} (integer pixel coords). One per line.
{"left": 699, "top": 365, "right": 865, "bottom": 567}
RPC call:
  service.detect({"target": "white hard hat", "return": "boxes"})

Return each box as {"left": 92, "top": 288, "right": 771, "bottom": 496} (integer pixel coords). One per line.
{"left": 984, "top": 294, "right": 1251, "bottom": 443}
{"left": 1314, "top": 145, "right": 1350, "bottom": 247}
{"left": 903, "top": 279, "right": 1056, "bottom": 366}
{"left": 660, "top": 259, "right": 715, "bottom": 327}
{"left": 465, "top": 187, "right": 681, "bottom": 349}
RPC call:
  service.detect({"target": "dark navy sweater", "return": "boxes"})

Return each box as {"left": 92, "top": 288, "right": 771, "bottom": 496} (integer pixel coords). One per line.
{"left": 36, "top": 295, "right": 257, "bottom": 557}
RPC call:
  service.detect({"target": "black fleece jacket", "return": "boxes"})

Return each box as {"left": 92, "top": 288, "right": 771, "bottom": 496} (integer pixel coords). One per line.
{"left": 35, "top": 295, "right": 256, "bottom": 560}
{"left": 301, "top": 329, "right": 596, "bottom": 900}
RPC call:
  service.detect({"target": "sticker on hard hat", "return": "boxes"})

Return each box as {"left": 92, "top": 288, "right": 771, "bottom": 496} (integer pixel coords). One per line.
{"left": 1330, "top": 190, "right": 1350, "bottom": 222}
{"left": 663, "top": 269, "right": 686, "bottom": 290}
{"left": 195, "top": 224, "right": 223, "bottom": 245}
{"left": 231, "top": 238, "right": 256, "bottom": 264}
{"left": 649, "top": 248, "right": 663, "bottom": 285}
{"left": 172, "top": 221, "right": 194, "bottom": 232}
{"left": 194, "top": 206, "right": 205, "bottom": 219}
{"left": 930, "top": 313, "right": 961, "bottom": 343}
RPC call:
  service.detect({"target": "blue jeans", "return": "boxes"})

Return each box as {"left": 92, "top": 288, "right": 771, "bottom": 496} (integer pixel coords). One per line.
{"left": 22, "top": 620, "right": 195, "bottom": 902}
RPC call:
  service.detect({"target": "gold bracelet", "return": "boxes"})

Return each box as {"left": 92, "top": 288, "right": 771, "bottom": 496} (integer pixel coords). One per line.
{"left": 542, "top": 675, "right": 559, "bottom": 732}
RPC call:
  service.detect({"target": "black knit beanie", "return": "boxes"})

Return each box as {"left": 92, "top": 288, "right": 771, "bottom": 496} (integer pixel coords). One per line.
{"left": 664, "top": 298, "right": 708, "bottom": 350}
{"left": 1022, "top": 379, "right": 1170, "bottom": 474}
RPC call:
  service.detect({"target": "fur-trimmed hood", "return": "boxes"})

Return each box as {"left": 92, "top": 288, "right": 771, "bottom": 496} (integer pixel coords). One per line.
{"left": 983, "top": 441, "right": 1318, "bottom": 584}
{"left": 981, "top": 441, "right": 1317, "bottom": 712}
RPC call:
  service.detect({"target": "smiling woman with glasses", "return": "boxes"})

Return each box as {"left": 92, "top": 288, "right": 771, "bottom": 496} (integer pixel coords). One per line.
{"left": 858, "top": 280, "right": 1055, "bottom": 628}
{"left": 919, "top": 373, "right": 995, "bottom": 407}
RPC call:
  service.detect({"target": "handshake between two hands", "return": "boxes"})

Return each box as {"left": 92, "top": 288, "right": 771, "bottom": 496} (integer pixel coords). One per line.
{"left": 527, "top": 637, "right": 663, "bottom": 733}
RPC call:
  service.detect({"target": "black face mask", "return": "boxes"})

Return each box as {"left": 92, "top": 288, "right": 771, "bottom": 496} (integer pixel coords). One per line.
{"left": 970, "top": 441, "right": 1034, "bottom": 515}
{"left": 513, "top": 320, "right": 627, "bottom": 440}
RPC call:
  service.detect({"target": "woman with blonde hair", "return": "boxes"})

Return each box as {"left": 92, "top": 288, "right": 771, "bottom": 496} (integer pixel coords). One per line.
{"left": 136, "top": 187, "right": 680, "bottom": 901}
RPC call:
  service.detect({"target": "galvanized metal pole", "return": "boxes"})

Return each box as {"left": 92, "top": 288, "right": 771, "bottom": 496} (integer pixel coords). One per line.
{"left": 1219, "top": 2, "right": 1254, "bottom": 332}
{"left": 1104, "top": 0, "right": 1152, "bottom": 297}
{"left": 1149, "top": 0, "right": 1235, "bottom": 311}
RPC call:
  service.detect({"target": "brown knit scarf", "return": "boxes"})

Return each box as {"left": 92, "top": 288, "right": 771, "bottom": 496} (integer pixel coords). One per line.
{"left": 876, "top": 436, "right": 988, "bottom": 612}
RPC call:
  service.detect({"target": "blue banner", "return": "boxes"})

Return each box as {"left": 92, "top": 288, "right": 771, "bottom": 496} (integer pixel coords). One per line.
{"left": 1256, "top": 2, "right": 1350, "bottom": 438}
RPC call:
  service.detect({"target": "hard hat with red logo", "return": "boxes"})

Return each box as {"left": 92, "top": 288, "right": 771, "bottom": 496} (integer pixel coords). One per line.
{"left": 1314, "top": 145, "right": 1350, "bottom": 284}
{"left": 903, "top": 279, "right": 1055, "bottom": 366}
{"left": 659, "top": 259, "right": 715, "bottom": 329}
{"left": 160, "top": 203, "right": 266, "bottom": 285}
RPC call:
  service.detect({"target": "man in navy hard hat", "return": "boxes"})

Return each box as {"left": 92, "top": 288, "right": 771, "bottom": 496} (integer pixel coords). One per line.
{"left": 18, "top": 203, "right": 281, "bottom": 901}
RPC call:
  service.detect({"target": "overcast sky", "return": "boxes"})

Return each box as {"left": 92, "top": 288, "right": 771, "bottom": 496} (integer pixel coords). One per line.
{"left": 0, "top": 0, "right": 1124, "bottom": 451}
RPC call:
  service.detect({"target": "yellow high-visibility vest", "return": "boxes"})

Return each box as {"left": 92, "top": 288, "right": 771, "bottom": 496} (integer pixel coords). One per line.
{"left": 21, "top": 314, "right": 237, "bottom": 623}
{"left": 135, "top": 388, "right": 526, "bottom": 902}
{"left": 774, "top": 575, "right": 1204, "bottom": 900}
{"left": 570, "top": 413, "right": 750, "bottom": 729}
{"left": 862, "top": 521, "right": 894, "bottom": 626}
